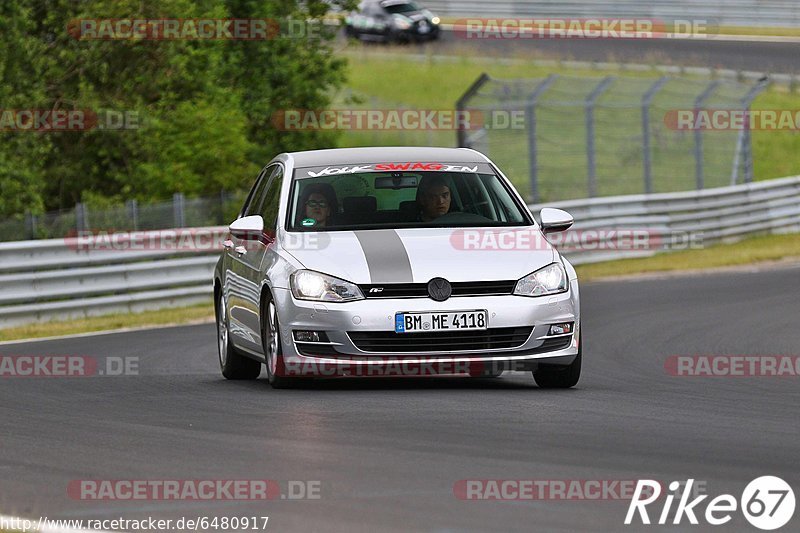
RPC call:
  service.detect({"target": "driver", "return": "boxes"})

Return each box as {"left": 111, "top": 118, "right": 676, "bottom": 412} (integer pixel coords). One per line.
{"left": 416, "top": 176, "right": 451, "bottom": 222}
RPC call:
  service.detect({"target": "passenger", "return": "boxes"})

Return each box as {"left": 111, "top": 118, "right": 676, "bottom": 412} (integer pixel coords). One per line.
{"left": 297, "top": 183, "right": 338, "bottom": 228}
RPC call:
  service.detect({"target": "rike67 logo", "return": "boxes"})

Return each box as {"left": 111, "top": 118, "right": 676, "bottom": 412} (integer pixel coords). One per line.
{"left": 626, "top": 477, "right": 795, "bottom": 530}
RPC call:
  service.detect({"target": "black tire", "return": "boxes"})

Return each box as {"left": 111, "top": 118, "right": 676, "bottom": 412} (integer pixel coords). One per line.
{"left": 216, "top": 292, "right": 261, "bottom": 380}
{"left": 533, "top": 342, "right": 581, "bottom": 389}
{"left": 262, "top": 291, "right": 299, "bottom": 389}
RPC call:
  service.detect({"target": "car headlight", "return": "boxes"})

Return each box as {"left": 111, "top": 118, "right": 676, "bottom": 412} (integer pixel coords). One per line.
{"left": 393, "top": 15, "right": 412, "bottom": 30}
{"left": 290, "top": 270, "right": 364, "bottom": 302}
{"left": 431, "top": 16, "right": 440, "bottom": 25}
{"left": 513, "top": 263, "right": 568, "bottom": 297}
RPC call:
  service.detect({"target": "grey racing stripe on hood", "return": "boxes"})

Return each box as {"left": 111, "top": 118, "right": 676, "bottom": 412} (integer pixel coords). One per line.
{"left": 354, "top": 229, "right": 413, "bottom": 283}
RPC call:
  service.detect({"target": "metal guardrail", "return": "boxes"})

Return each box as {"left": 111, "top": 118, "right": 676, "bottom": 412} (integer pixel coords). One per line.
{"left": 423, "top": 1, "right": 800, "bottom": 27}
{"left": 0, "top": 229, "right": 224, "bottom": 327}
{"left": 533, "top": 175, "right": 800, "bottom": 264}
{"left": 1, "top": 176, "right": 799, "bottom": 327}
{"left": 1, "top": 190, "right": 247, "bottom": 243}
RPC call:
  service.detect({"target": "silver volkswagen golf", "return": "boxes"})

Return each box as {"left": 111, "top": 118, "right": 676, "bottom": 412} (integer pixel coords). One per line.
{"left": 214, "top": 147, "right": 581, "bottom": 388}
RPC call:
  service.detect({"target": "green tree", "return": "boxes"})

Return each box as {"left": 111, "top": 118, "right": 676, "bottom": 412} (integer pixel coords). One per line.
{"left": 0, "top": 1, "right": 49, "bottom": 218}
{"left": 223, "top": 0, "right": 353, "bottom": 163}
{"left": 0, "top": 0, "right": 354, "bottom": 218}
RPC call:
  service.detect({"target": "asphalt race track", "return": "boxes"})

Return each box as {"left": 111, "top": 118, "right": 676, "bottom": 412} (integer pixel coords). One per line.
{"left": 391, "top": 30, "right": 800, "bottom": 74}
{"left": 1, "top": 265, "right": 799, "bottom": 532}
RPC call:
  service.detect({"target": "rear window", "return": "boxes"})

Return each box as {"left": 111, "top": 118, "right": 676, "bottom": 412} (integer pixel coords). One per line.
{"left": 288, "top": 163, "right": 531, "bottom": 231}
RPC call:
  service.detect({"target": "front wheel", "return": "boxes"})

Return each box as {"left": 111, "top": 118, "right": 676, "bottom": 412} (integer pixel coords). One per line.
{"left": 533, "top": 342, "right": 581, "bottom": 389}
{"left": 262, "top": 292, "right": 299, "bottom": 389}
{"left": 217, "top": 293, "right": 261, "bottom": 380}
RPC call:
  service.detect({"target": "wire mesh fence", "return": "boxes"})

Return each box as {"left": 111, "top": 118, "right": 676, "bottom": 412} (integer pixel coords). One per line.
{"left": 457, "top": 73, "right": 769, "bottom": 202}
{"left": 2, "top": 73, "right": 771, "bottom": 241}
{"left": 2, "top": 191, "right": 248, "bottom": 243}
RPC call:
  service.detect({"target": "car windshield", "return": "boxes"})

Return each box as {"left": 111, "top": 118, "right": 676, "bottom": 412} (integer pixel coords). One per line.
{"left": 381, "top": 1, "right": 420, "bottom": 14}
{"left": 288, "top": 166, "right": 530, "bottom": 231}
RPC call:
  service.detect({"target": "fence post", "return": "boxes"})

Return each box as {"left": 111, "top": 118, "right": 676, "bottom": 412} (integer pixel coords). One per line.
{"left": 641, "top": 77, "right": 669, "bottom": 194}
{"left": 585, "top": 76, "right": 615, "bottom": 198}
{"left": 173, "top": 193, "right": 185, "bottom": 228}
{"left": 742, "top": 125, "right": 754, "bottom": 184}
{"left": 732, "top": 78, "right": 769, "bottom": 184}
{"left": 126, "top": 199, "right": 139, "bottom": 230}
{"left": 525, "top": 75, "right": 558, "bottom": 203}
{"left": 24, "top": 211, "right": 37, "bottom": 240}
{"left": 75, "top": 203, "right": 88, "bottom": 234}
{"left": 730, "top": 129, "right": 745, "bottom": 186}
{"left": 693, "top": 80, "right": 722, "bottom": 190}
{"left": 455, "top": 73, "right": 490, "bottom": 148}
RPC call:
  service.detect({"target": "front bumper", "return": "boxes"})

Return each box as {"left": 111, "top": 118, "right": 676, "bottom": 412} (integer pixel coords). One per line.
{"left": 272, "top": 278, "right": 580, "bottom": 376}
{"left": 392, "top": 25, "right": 440, "bottom": 41}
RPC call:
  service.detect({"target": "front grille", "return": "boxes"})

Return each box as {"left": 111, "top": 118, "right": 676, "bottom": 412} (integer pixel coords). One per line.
{"left": 348, "top": 327, "right": 533, "bottom": 353}
{"left": 360, "top": 280, "right": 517, "bottom": 299}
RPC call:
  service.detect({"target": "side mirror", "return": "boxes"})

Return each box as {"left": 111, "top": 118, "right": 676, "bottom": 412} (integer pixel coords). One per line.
{"left": 540, "top": 208, "right": 573, "bottom": 234}
{"left": 229, "top": 215, "right": 264, "bottom": 240}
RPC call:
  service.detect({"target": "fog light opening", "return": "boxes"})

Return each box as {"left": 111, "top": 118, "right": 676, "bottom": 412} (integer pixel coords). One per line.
{"left": 548, "top": 322, "right": 573, "bottom": 336}
{"left": 294, "top": 330, "right": 322, "bottom": 342}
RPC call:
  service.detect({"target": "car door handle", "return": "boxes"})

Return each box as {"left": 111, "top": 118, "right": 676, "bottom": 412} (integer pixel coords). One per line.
{"left": 234, "top": 245, "right": 247, "bottom": 255}
{"left": 222, "top": 239, "right": 234, "bottom": 250}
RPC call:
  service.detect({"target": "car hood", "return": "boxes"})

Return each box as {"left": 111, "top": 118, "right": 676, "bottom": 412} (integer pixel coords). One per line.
{"left": 390, "top": 10, "right": 433, "bottom": 22}
{"left": 282, "top": 227, "right": 555, "bottom": 285}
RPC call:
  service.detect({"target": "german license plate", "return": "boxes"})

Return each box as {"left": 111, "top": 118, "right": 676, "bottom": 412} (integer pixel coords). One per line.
{"left": 395, "top": 310, "right": 488, "bottom": 333}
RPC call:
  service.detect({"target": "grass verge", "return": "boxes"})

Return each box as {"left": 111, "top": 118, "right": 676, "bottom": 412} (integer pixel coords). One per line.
{"left": 575, "top": 232, "right": 800, "bottom": 281}
{"left": 0, "top": 300, "right": 214, "bottom": 343}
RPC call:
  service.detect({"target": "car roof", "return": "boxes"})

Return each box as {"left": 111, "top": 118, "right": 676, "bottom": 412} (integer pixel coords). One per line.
{"left": 283, "top": 147, "right": 489, "bottom": 168}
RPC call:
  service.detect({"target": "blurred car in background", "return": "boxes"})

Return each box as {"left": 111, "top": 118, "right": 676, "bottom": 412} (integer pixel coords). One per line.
{"left": 344, "top": 0, "right": 440, "bottom": 43}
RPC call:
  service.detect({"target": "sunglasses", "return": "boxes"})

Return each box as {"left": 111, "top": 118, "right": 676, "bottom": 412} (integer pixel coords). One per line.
{"left": 306, "top": 200, "right": 329, "bottom": 208}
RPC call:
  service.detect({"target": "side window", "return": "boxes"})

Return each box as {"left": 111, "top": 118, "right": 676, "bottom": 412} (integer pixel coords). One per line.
{"left": 260, "top": 165, "right": 284, "bottom": 232}
{"left": 242, "top": 166, "right": 273, "bottom": 217}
